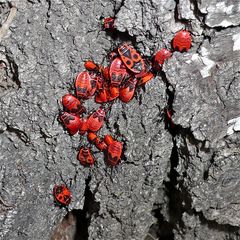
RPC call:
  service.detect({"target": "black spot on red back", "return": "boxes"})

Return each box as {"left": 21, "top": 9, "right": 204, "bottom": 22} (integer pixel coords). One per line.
{"left": 133, "top": 54, "right": 138, "bottom": 59}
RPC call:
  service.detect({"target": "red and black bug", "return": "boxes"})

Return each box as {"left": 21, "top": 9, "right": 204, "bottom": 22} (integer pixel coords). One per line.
{"left": 95, "top": 139, "right": 108, "bottom": 152}
{"left": 172, "top": 30, "right": 192, "bottom": 52}
{"left": 102, "top": 66, "right": 110, "bottom": 82}
{"left": 153, "top": 49, "right": 172, "bottom": 71}
{"left": 95, "top": 88, "right": 109, "bottom": 103}
{"left": 102, "top": 17, "right": 115, "bottom": 30}
{"left": 137, "top": 72, "right": 154, "bottom": 86}
{"left": 119, "top": 77, "right": 138, "bottom": 103}
{"left": 84, "top": 60, "right": 100, "bottom": 72}
{"left": 79, "top": 118, "right": 88, "bottom": 135}
{"left": 87, "top": 107, "right": 106, "bottom": 132}
{"left": 53, "top": 184, "right": 71, "bottom": 206}
{"left": 87, "top": 132, "right": 98, "bottom": 143}
{"left": 75, "top": 71, "right": 92, "bottom": 99}
{"left": 109, "top": 57, "right": 127, "bottom": 87}
{"left": 104, "top": 135, "right": 123, "bottom": 166}
{"left": 61, "top": 93, "right": 86, "bottom": 115}
{"left": 118, "top": 43, "right": 145, "bottom": 75}
{"left": 77, "top": 147, "right": 95, "bottom": 166}
{"left": 88, "top": 74, "right": 99, "bottom": 97}
{"left": 108, "top": 86, "right": 120, "bottom": 101}
{"left": 59, "top": 112, "right": 82, "bottom": 135}
{"left": 133, "top": 58, "right": 154, "bottom": 85}
{"left": 95, "top": 74, "right": 105, "bottom": 91}
{"left": 87, "top": 132, "right": 107, "bottom": 151}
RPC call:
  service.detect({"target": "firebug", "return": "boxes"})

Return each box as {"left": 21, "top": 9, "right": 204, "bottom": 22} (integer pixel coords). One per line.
{"left": 75, "top": 71, "right": 92, "bottom": 99}
{"left": 104, "top": 135, "right": 123, "bottom": 166}
{"left": 102, "top": 17, "right": 115, "bottom": 30}
{"left": 87, "top": 132, "right": 107, "bottom": 151}
{"left": 79, "top": 118, "right": 88, "bottom": 135}
{"left": 87, "top": 107, "right": 106, "bottom": 132}
{"left": 109, "top": 57, "right": 127, "bottom": 87}
{"left": 59, "top": 112, "right": 82, "bottom": 135}
{"left": 84, "top": 60, "right": 100, "bottom": 72}
{"left": 119, "top": 77, "right": 138, "bottom": 103}
{"left": 118, "top": 43, "right": 145, "bottom": 75}
{"left": 77, "top": 147, "right": 95, "bottom": 166}
{"left": 61, "top": 93, "right": 86, "bottom": 115}
{"left": 172, "top": 30, "right": 192, "bottom": 52}
{"left": 153, "top": 49, "right": 172, "bottom": 71}
{"left": 53, "top": 184, "right": 71, "bottom": 206}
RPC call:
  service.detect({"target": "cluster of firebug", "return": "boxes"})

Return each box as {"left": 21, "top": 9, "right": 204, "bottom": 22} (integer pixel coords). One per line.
{"left": 53, "top": 17, "right": 192, "bottom": 207}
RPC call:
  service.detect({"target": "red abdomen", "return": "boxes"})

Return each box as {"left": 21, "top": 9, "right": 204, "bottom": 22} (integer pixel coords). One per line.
{"left": 77, "top": 147, "right": 95, "bottom": 166}
{"left": 107, "top": 141, "right": 123, "bottom": 166}
{"left": 59, "top": 112, "right": 81, "bottom": 135}
{"left": 109, "top": 57, "right": 127, "bottom": 87}
{"left": 53, "top": 184, "right": 71, "bottom": 206}
{"left": 75, "top": 71, "right": 92, "bottom": 99}
{"left": 119, "top": 77, "right": 138, "bottom": 103}
{"left": 173, "top": 30, "right": 192, "bottom": 52}
{"left": 154, "top": 49, "right": 172, "bottom": 70}
{"left": 62, "top": 93, "right": 85, "bottom": 114}
{"left": 88, "top": 108, "right": 106, "bottom": 132}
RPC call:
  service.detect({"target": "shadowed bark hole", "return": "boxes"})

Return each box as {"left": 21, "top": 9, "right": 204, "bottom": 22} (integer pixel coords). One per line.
{"left": 51, "top": 176, "right": 100, "bottom": 240}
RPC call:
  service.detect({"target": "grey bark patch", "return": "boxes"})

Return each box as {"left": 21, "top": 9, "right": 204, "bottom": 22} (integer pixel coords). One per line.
{"left": 198, "top": 0, "right": 240, "bottom": 28}
{"left": 0, "top": 50, "right": 20, "bottom": 96}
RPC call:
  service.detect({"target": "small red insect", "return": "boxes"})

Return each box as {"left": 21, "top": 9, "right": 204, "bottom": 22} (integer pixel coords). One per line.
{"left": 87, "top": 132, "right": 107, "bottom": 151}
{"left": 153, "top": 49, "right": 172, "bottom": 71}
{"left": 119, "top": 77, "right": 138, "bottom": 103}
{"left": 75, "top": 71, "right": 92, "bottom": 99}
{"left": 59, "top": 112, "right": 82, "bottom": 135}
{"left": 88, "top": 74, "right": 99, "bottom": 97}
{"left": 61, "top": 93, "right": 86, "bottom": 115}
{"left": 95, "top": 88, "right": 109, "bottom": 103}
{"left": 137, "top": 72, "right": 154, "bottom": 86}
{"left": 87, "top": 132, "right": 97, "bottom": 143}
{"left": 84, "top": 60, "right": 100, "bottom": 72}
{"left": 108, "top": 86, "right": 119, "bottom": 101}
{"left": 109, "top": 57, "right": 127, "bottom": 87}
{"left": 77, "top": 147, "right": 95, "bottom": 166}
{"left": 104, "top": 135, "right": 123, "bottom": 166}
{"left": 79, "top": 118, "right": 88, "bottom": 135}
{"left": 118, "top": 43, "right": 145, "bottom": 75}
{"left": 87, "top": 107, "right": 106, "bottom": 132}
{"left": 172, "top": 30, "right": 192, "bottom": 52}
{"left": 95, "top": 86, "right": 118, "bottom": 103}
{"left": 102, "top": 17, "right": 115, "bottom": 30}
{"left": 134, "top": 58, "right": 152, "bottom": 78}
{"left": 132, "top": 59, "right": 153, "bottom": 85}
{"left": 102, "top": 66, "right": 110, "bottom": 82}
{"left": 95, "top": 73, "right": 105, "bottom": 91}
{"left": 95, "top": 139, "right": 108, "bottom": 151}
{"left": 53, "top": 184, "right": 71, "bottom": 206}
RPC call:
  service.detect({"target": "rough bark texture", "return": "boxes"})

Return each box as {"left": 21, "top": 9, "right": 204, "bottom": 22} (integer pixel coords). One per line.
{"left": 0, "top": 0, "right": 239, "bottom": 240}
